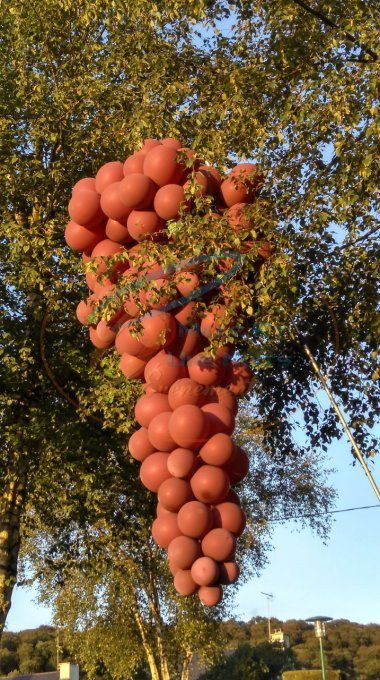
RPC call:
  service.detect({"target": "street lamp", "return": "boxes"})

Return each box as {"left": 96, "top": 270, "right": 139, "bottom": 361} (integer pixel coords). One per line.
{"left": 306, "top": 616, "right": 332, "bottom": 680}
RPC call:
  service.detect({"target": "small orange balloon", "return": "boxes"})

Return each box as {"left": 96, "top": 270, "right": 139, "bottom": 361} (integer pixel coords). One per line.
{"left": 148, "top": 411, "right": 177, "bottom": 451}
{"left": 213, "top": 502, "right": 246, "bottom": 536}
{"left": 143, "top": 145, "right": 184, "bottom": 186}
{"left": 154, "top": 184, "right": 186, "bottom": 220}
{"left": 118, "top": 173, "right": 156, "bottom": 210}
{"left": 168, "top": 378, "right": 208, "bottom": 410}
{"left": 72, "top": 177, "right": 97, "bottom": 194}
{"left": 201, "top": 403, "right": 235, "bottom": 436}
{"left": 105, "top": 218, "right": 133, "bottom": 244}
{"left": 128, "top": 427, "right": 155, "bottom": 462}
{"left": 223, "top": 446, "right": 249, "bottom": 485}
{"left": 219, "top": 561, "right": 240, "bottom": 585}
{"left": 127, "top": 210, "right": 164, "bottom": 241}
{"left": 140, "top": 451, "right": 171, "bottom": 492}
{"left": 177, "top": 501, "right": 213, "bottom": 539}
{"left": 158, "top": 478, "right": 193, "bottom": 512}
{"left": 123, "top": 151, "right": 146, "bottom": 176}
{"left": 144, "top": 351, "right": 183, "bottom": 392}
{"left": 190, "top": 466, "right": 230, "bottom": 504}
{"left": 167, "top": 448, "right": 198, "bottom": 479}
{"left": 95, "top": 161, "right": 124, "bottom": 194}
{"left": 100, "top": 182, "right": 132, "bottom": 221}
{"left": 135, "top": 393, "right": 171, "bottom": 428}
{"left": 169, "top": 404, "right": 207, "bottom": 449}
{"left": 151, "top": 513, "right": 182, "bottom": 548}
{"left": 199, "top": 433, "right": 234, "bottom": 466}
{"left": 198, "top": 585, "right": 223, "bottom": 607}
{"left": 174, "top": 570, "right": 198, "bottom": 596}
{"left": 167, "top": 535, "right": 201, "bottom": 570}
{"left": 191, "top": 557, "right": 219, "bottom": 587}
{"left": 201, "top": 528, "right": 236, "bottom": 562}
{"left": 187, "top": 353, "right": 221, "bottom": 386}
{"left": 68, "top": 190, "right": 103, "bottom": 226}
{"left": 89, "top": 326, "right": 113, "bottom": 349}
{"left": 65, "top": 220, "right": 104, "bottom": 252}
{"left": 120, "top": 354, "right": 147, "bottom": 379}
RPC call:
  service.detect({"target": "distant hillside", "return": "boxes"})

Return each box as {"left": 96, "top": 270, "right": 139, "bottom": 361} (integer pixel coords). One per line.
{"left": 0, "top": 626, "right": 70, "bottom": 678}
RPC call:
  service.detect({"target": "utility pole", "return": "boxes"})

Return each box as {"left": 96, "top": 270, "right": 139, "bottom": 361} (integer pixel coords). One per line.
{"left": 261, "top": 591, "right": 274, "bottom": 640}
{"left": 306, "top": 616, "right": 332, "bottom": 680}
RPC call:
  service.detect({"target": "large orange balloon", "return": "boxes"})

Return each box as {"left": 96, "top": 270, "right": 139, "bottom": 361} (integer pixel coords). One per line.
{"left": 105, "top": 218, "right": 133, "bottom": 244}
{"left": 199, "top": 433, "right": 234, "bottom": 466}
{"left": 177, "top": 501, "right": 213, "bottom": 538}
{"left": 95, "top": 161, "right": 124, "bottom": 194}
{"left": 123, "top": 151, "right": 146, "bottom": 176}
{"left": 68, "top": 190, "right": 103, "bottom": 226}
{"left": 148, "top": 411, "right": 177, "bottom": 451}
{"left": 143, "top": 145, "right": 184, "bottom": 186}
{"left": 96, "top": 319, "right": 116, "bottom": 344}
{"left": 118, "top": 173, "right": 156, "bottom": 210}
{"left": 135, "top": 393, "right": 171, "bottom": 428}
{"left": 142, "top": 138, "right": 161, "bottom": 152}
{"left": 200, "top": 304, "right": 228, "bottom": 340}
{"left": 89, "top": 326, "right": 113, "bottom": 349}
{"left": 100, "top": 182, "right": 132, "bottom": 221}
{"left": 183, "top": 171, "right": 209, "bottom": 197}
{"left": 169, "top": 405, "right": 207, "bottom": 449}
{"left": 65, "top": 220, "right": 104, "bottom": 252}
{"left": 223, "top": 446, "right": 249, "bottom": 485}
{"left": 213, "top": 502, "right": 246, "bottom": 536}
{"left": 226, "top": 362, "right": 254, "bottom": 396}
{"left": 219, "top": 561, "right": 240, "bottom": 585}
{"left": 158, "top": 478, "right": 193, "bottom": 512}
{"left": 72, "top": 177, "right": 97, "bottom": 194}
{"left": 127, "top": 210, "right": 164, "bottom": 241}
{"left": 144, "top": 352, "right": 183, "bottom": 392}
{"left": 115, "top": 322, "right": 147, "bottom": 357}
{"left": 219, "top": 176, "right": 252, "bottom": 207}
{"left": 201, "top": 403, "right": 235, "bottom": 436}
{"left": 174, "top": 270, "right": 199, "bottom": 297}
{"left": 190, "top": 466, "right": 230, "bottom": 504}
{"left": 201, "top": 528, "right": 236, "bottom": 561}
{"left": 140, "top": 312, "right": 176, "bottom": 349}
{"left": 187, "top": 353, "right": 221, "bottom": 386}
{"left": 120, "top": 354, "right": 147, "bottom": 379}
{"left": 167, "top": 448, "right": 198, "bottom": 479}
{"left": 154, "top": 184, "right": 185, "bottom": 220}
{"left": 151, "top": 514, "right": 182, "bottom": 548}
{"left": 139, "top": 451, "right": 171, "bottom": 492}
{"left": 174, "top": 570, "right": 198, "bottom": 596}
{"left": 128, "top": 427, "right": 155, "bottom": 462}
{"left": 168, "top": 378, "right": 207, "bottom": 410}
{"left": 76, "top": 297, "right": 97, "bottom": 325}
{"left": 191, "top": 557, "right": 219, "bottom": 587}
{"left": 167, "top": 536, "right": 201, "bottom": 570}
{"left": 198, "top": 585, "right": 222, "bottom": 607}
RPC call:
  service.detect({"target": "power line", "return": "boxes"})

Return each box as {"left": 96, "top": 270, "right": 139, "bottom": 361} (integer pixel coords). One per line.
{"left": 267, "top": 503, "right": 380, "bottom": 523}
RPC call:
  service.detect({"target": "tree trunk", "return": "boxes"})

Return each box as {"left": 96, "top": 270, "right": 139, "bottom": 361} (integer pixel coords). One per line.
{"left": 0, "top": 477, "right": 25, "bottom": 637}
{"left": 131, "top": 601, "right": 161, "bottom": 680}
{"left": 180, "top": 652, "right": 193, "bottom": 680}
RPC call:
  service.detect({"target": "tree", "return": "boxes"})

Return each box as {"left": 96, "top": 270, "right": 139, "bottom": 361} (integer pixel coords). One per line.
{"left": 1, "top": 0, "right": 378, "bottom": 652}
{"left": 198, "top": 642, "right": 293, "bottom": 680}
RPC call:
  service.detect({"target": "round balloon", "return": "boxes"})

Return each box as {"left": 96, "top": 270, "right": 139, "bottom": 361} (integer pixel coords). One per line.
{"left": 135, "top": 393, "right": 171, "bottom": 428}
{"left": 151, "top": 514, "right": 182, "bottom": 548}
{"left": 143, "top": 145, "right": 184, "bottom": 186}
{"left": 157, "top": 478, "right": 193, "bottom": 512}
{"left": 213, "top": 502, "right": 246, "bottom": 536}
{"left": 154, "top": 184, "right": 186, "bottom": 220}
{"left": 128, "top": 427, "right": 155, "bottom": 462}
{"left": 95, "top": 161, "right": 124, "bottom": 194}
{"left": 167, "top": 448, "right": 198, "bottom": 479}
{"left": 169, "top": 404, "right": 207, "bottom": 449}
{"left": 201, "top": 403, "right": 235, "bottom": 437}
{"left": 148, "top": 411, "right": 177, "bottom": 452}
{"left": 199, "top": 433, "right": 234, "bottom": 466}
{"left": 190, "top": 466, "right": 230, "bottom": 504}
{"left": 201, "top": 528, "right": 236, "bottom": 562}
{"left": 167, "top": 536, "right": 201, "bottom": 570}
{"left": 139, "top": 451, "right": 171, "bottom": 492}
{"left": 198, "top": 585, "right": 222, "bottom": 607}
{"left": 191, "top": 557, "right": 219, "bottom": 587}
{"left": 144, "top": 352, "right": 183, "bottom": 393}
{"left": 100, "top": 182, "right": 132, "bottom": 221}
{"left": 174, "top": 570, "right": 198, "bottom": 596}
{"left": 187, "top": 353, "right": 221, "bottom": 386}
{"left": 118, "top": 173, "right": 156, "bottom": 210}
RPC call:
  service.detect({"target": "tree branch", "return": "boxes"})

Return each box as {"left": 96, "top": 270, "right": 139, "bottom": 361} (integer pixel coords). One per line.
{"left": 292, "top": 0, "right": 378, "bottom": 62}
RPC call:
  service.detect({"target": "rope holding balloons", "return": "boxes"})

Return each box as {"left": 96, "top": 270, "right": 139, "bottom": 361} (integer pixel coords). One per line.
{"left": 64, "top": 136, "right": 272, "bottom": 607}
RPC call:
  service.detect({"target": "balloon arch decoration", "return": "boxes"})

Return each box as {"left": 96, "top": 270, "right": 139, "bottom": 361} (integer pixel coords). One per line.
{"left": 65, "top": 137, "right": 271, "bottom": 607}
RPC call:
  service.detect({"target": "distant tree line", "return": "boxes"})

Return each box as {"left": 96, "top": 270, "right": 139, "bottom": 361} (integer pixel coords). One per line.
{"left": 1, "top": 619, "right": 379, "bottom": 679}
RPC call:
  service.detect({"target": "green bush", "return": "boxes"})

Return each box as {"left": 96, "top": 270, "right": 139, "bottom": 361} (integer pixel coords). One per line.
{"left": 283, "top": 671, "right": 341, "bottom": 680}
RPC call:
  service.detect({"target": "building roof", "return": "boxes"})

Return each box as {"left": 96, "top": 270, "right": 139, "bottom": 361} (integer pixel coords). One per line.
{"left": 0, "top": 673, "right": 59, "bottom": 680}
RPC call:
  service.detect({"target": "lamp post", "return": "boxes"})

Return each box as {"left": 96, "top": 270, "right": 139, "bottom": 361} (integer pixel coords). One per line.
{"left": 261, "top": 591, "right": 274, "bottom": 640}
{"left": 306, "top": 616, "right": 332, "bottom": 680}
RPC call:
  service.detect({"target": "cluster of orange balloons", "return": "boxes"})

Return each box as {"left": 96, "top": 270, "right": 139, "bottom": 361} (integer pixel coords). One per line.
{"left": 65, "top": 137, "right": 267, "bottom": 606}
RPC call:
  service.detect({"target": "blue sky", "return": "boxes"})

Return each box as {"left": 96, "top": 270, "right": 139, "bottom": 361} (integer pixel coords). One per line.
{"left": 6, "top": 429, "right": 379, "bottom": 632}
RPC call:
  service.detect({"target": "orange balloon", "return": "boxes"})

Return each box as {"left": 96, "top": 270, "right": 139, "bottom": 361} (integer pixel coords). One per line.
{"left": 91, "top": 238, "right": 126, "bottom": 276}
{"left": 219, "top": 177, "right": 252, "bottom": 207}
{"left": 226, "top": 202, "right": 252, "bottom": 233}
{"left": 100, "top": 182, "right": 132, "bottom": 221}
{"left": 118, "top": 173, "right": 156, "bottom": 210}
{"left": 139, "top": 451, "right": 171, "bottom": 492}
{"left": 201, "top": 403, "right": 235, "bottom": 436}
{"left": 127, "top": 210, "right": 164, "bottom": 241}
{"left": 168, "top": 378, "right": 208, "bottom": 410}
{"left": 68, "top": 190, "right": 103, "bottom": 226}
{"left": 115, "top": 322, "right": 148, "bottom": 357}
{"left": 143, "top": 145, "right": 184, "bottom": 186}
{"left": 105, "top": 218, "right": 134, "bottom": 244}
{"left": 120, "top": 354, "right": 147, "bottom": 379}
{"left": 89, "top": 326, "right": 113, "bottom": 349}
{"left": 177, "top": 501, "right": 213, "bottom": 539}
{"left": 156, "top": 502, "right": 172, "bottom": 517}
{"left": 198, "top": 585, "right": 223, "bottom": 607}
{"left": 214, "top": 387, "right": 238, "bottom": 415}
{"left": 148, "top": 411, "right": 177, "bottom": 451}
{"left": 168, "top": 328, "right": 203, "bottom": 361}
{"left": 128, "top": 427, "right": 155, "bottom": 461}
{"left": 72, "top": 177, "right": 97, "bottom": 194}
{"left": 174, "top": 301, "right": 197, "bottom": 327}
{"left": 76, "top": 297, "right": 97, "bottom": 325}
{"left": 226, "top": 362, "right": 254, "bottom": 396}
{"left": 190, "top": 466, "right": 230, "bottom": 504}
{"left": 154, "top": 184, "right": 186, "bottom": 220}
{"left": 123, "top": 151, "right": 146, "bottom": 176}
{"left": 201, "top": 528, "right": 236, "bottom": 561}
{"left": 213, "top": 502, "right": 246, "bottom": 536}
{"left": 174, "top": 570, "right": 198, "bottom": 596}
{"left": 167, "top": 536, "right": 201, "bottom": 570}
{"left": 223, "top": 446, "right": 249, "bottom": 485}
{"left": 161, "top": 137, "right": 183, "bottom": 150}
{"left": 135, "top": 393, "right": 171, "bottom": 428}
{"left": 95, "top": 161, "right": 124, "bottom": 194}
{"left": 198, "top": 165, "right": 221, "bottom": 194}
{"left": 219, "top": 561, "right": 240, "bottom": 585}
{"left": 144, "top": 352, "right": 183, "bottom": 392}
{"left": 140, "top": 312, "right": 176, "bottom": 349}
{"left": 199, "top": 433, "right": 234, "bottom": 466}
{"left": 183, "top": 171, "right": 209, "bottom": 197}
{"left": 169, "top": 559, "right": 181, "bottom": 576}
{"left": 158, "top": 478, "right": 193, "bottom": 512}
{"left": 96, "top": 319, "right": 116, "bottom": 344}
{"left": 191, "top": 557, "right": 219, "bottom": 587}
{"left": 200, "top": 304, "right": 228, "bottom": 340}
{"left": 167, "top": 448, "right": 198, "bottom": 479}
{"left": 65, "top": 220, "right": 104, "bottom": 252}
{"left": 187, "top": 353, "right": 221, "bottom": 386}
{"left": 174, "top": 270, "right": 199, "bottom": 297}
{"left": 142, "top": 138, "right": 161, "bottom": 152}
{"left": 169, "top": 404, "right": 207, "bottom": 449}
{"left": 151, "top": 514, "right": 182, "bottom": 548}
